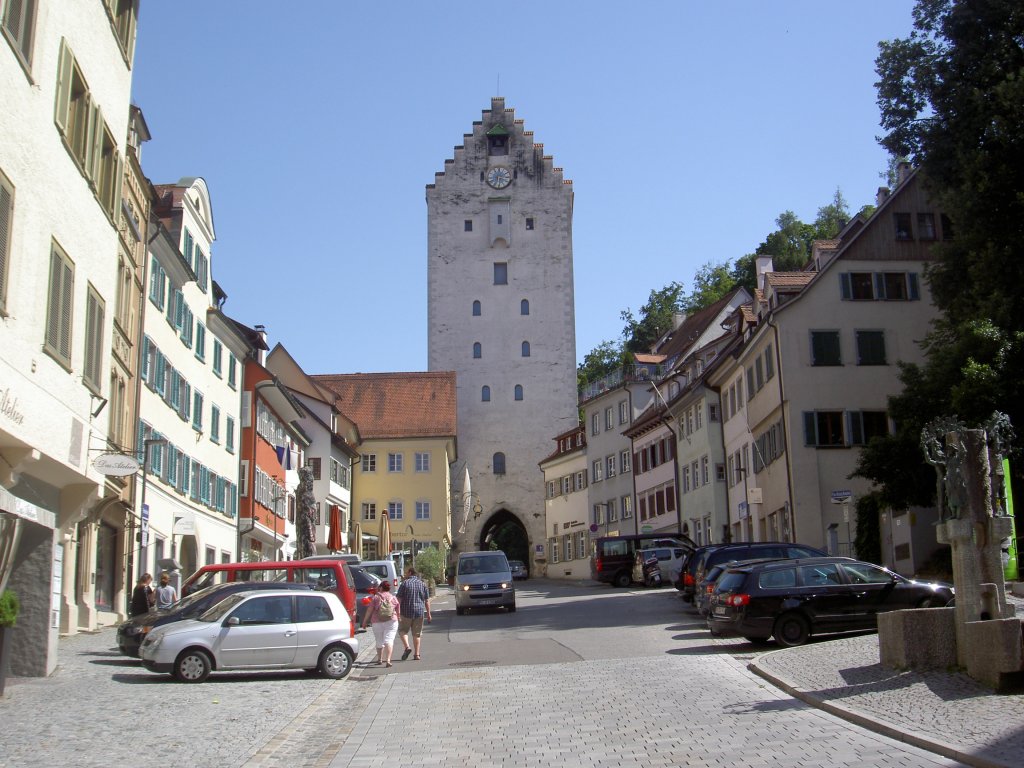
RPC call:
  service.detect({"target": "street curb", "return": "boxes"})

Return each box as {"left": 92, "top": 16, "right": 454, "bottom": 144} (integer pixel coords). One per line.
{"left": 747, "top": 653, "right": 1015, "bottom": 768}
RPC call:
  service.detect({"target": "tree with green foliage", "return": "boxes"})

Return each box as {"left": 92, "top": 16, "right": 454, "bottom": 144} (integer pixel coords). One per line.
{"left": 577, "top": 339, "right": 629, "bottom": 391}
{"left": 857, "top": 0, "right": 1024, "bottom": 512}
{"left": 813, "top": 187, "right": 851, "bottom": 240}
{"left": 413, "top": 546, "right": 445, "bottom": 586}
{"left": 620, "top": 282, "right": 686, "bottom": 355}
{"left": 683, "top": 262, "right": 737, "bottom": 313}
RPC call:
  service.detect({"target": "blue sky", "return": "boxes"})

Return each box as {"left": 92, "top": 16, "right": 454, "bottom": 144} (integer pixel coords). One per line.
{"left": 131, "top": 1, "right": 917, "bottom": 375}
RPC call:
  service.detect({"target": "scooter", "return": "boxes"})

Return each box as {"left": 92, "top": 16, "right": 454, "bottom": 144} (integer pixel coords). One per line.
{"left": 642, "top": 554, "right": 663, "bottom": 588}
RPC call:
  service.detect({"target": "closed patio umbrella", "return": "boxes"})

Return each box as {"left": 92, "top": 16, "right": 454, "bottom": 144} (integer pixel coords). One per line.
{"left": 380, "top": 510, "right": 391, "bottom": 559}
{"left": 327, "top": 505, "right": 342, "bottom": 552}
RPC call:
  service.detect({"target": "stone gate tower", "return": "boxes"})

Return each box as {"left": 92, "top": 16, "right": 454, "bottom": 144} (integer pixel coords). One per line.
{"left": 427, "top": 97, "right": 578, "bottom": 567}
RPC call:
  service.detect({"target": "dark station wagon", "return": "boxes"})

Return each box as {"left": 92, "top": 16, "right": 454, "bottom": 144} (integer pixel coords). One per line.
{"left": 707, "top": 556, "right": 954, "bottom": 647}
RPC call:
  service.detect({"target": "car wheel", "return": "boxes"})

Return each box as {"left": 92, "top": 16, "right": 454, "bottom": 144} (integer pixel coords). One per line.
{"left": 174, "top": 649, "right": 212, "bottom": 683}
{"left": 507, "top": 602, "right": 516, "bottom": 613}
{"left": 456, "top": 606, "right": 465, "bottom": 616}
{"left": 744, "top": 636, "right": 771, "bottom": 646}
{"left": 773, "top": 613, "right": 810, "bottom": 647}
{"left": 614, "top": 572, "right": 632, "bottom": 588}
{"left": 319, "top": 645, "right": 354, "bottom": 679}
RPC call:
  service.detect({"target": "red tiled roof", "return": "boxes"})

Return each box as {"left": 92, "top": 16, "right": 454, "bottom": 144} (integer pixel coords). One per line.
{"left": 656, "top": 290, "right": 741, "bottom": 360}
{"left": 312, "top": 372, "right": 457, "bottom": 440}
{"left": 766, "top": 272, "right": 814, "bottom": 288}
{"left": 634, "top": 353, "right": 666, "bottom": 364}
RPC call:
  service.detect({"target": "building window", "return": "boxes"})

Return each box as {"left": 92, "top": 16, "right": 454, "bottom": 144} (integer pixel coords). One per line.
{"left": 521, "top": 299, "right": 529, "bottom": 315}
{"left": 361, "top": 454, "right": 376, "bottom": 472}
{"left": 918, "top": 213, "right": 936, "bottom": 240}
{"left": 228, "top": 355, "right": 237, "bottom": 389}
{"left": 621, "top": 495, "right": 632, "bottom": 519}
{"left": 856, "top": 330, "right": 887, "bottom": 365}
{"left": 105, "top": 0, "right": 137, "bottom": 63}
{"left": 0, "top": 170, "right": 12, "bottom": 313}
{"left": 464, "top": 220, "right": 472, "bottom": 232}
{"left": 82, "top": 284, "right": 104, "bottom": 393}
{"left": 606, "top": 455, "right": 616, "bottom": 478}
{"left": 481, "top": 385, "right": 490, "bottom": 402}
{"left": 804, "top": 411, "right": 845, "bottom": 447}
{"left": 415, "top": 452, "right": 430, "bottom": 472}
{"left": 226, "top": 416, "right": 235, "bottom": 453}
{"left": 621, "top": 450, "right": 631, "bottom": 473}
{"left": 514, "top": 384, "right": 523, "bottom": 401}
{"left": 416, "top": 501, "right": 430, "bottom": 520}
{"left": 525, "top": 217, "right": 534, "bottom": 230}
{"left": 473, "top": 342, "right": 482, "bottom": 359}
{"left": 472, "top": 300, "right": 481, "bottom": 316}
{"left": 44, "top": 242, "right": 74, "bottom": 369}
{"left": 192, "top": 390, "right": 203, "bottom": 431}
{"left": 810, "top": 331, "right": 842, "bottom": 366}
{"left": 195, "top": 322, "right": 206, "bottom": 361}
{"left": 618, "top": 400, "right": 628, "bottom": 425}
{"left": 493, "top": 452, "right": 506, "bottom": 474}
{"left": 607, "top": 498, "right": 618, "bottom": 522}
{"left": 362, "top": 502, "right": 376, "bottom": 521}
{"left": 493, "top": 262, "right": 507, "bottom": 285}
{"left": 388, "top": 501, "right": 403, "bottom": 521}
{"left": 894, "top": 212, "right": 913, "bottom": 240}
{"left": 212, "top": 339, "right": 223, "bottom": 377}
{"left": 591, "top": 413, "right": 599, "bottom": 436}
{"left": 592, "top": 459, "right": 603, "bottom": 482}
{"left": 2, "top": 0, "right": 37, "bottom": 68}
{"left": 850, "top": 411, "right": 890, "bottom": 445}
{"left": 521, "top": 341, "right": 530, "bottom": 357}
{"left": 604, "top": 407, "right": 613, "bottom": 430}
{"left": 388, "top": 453, "right": 403, "bottom": 473}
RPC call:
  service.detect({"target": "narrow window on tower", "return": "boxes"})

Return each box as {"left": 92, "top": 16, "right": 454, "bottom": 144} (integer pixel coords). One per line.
{"left": 520, "top": 299, "right": 529, "bottom": 315}
{"left": 472, "top": 300, "right": 481, "bottom": 316}
{"left": 473, "top": 342, "right": 482, "bottom": 359}
{"left": 464, "top": 220, "right": 472, "bottom": 232}
{"left": 481, "top": 385, "right": 490, "bottom": 402}
{"left": 525, "top": 217, "right": 534, "bottom": 231}
{"left": 493, "top": 262, "right": 507, "bottom": 285}
{"left": 514, "top": 384, "right": 524, "bottom": 401}
{"left": 521, "top": 341, "right": 530, "bottom": 357}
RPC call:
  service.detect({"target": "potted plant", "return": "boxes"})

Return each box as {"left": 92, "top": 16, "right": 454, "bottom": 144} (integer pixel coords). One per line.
{"left": 0, "top": 589, "right": 19, "bottom": 697}
{"left": 413, "top": 547, "right": 445, "bottom": 596}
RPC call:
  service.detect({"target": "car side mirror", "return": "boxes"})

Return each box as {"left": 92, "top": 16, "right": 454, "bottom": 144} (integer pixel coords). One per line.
{"left": 227, "top": 616, "right": 241, "bottom": 626}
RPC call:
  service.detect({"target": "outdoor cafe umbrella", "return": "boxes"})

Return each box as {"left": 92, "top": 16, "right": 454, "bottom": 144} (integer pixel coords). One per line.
{"left": 380, "top": 509, "right": 391, "bottom": 558}
{"left": 327, "top": 505, "right": 343, "bottom": 552}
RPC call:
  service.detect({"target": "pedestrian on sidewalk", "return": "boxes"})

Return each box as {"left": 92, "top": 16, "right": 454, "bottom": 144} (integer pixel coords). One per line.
{"left": 396, "top": 566, "right": 431, "bottom": 661}
{"left": 130, "top": 573, "right": 154, "bottom": 617}
{"left": 361, "top": 580, "right": 400, "bottom": 667}
{"left": 155, "top": 572, "right": 177, "bottom": 610}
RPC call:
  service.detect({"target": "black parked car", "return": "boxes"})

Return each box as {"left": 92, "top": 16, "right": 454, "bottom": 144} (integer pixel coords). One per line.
{"left": 349, "top": 565, "right": 382, "bottom": 626}
{"left": 116, "top": 580, "right": 313, "bottom": 657}
{"left": 681, "top": 542, "right": 825, "bottom": 604}
{"left": 707, "top": 556, "right": 954, "bottom": 647}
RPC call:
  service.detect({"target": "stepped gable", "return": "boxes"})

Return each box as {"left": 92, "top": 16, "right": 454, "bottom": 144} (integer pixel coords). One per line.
{"left": 312, "top": 371, "right": 457, "bottom": 440}
{"left": 427, "top": 97, "right": 571, "bottom": 190}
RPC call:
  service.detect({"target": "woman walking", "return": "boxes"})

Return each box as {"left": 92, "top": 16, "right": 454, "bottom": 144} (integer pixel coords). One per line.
{"left": 361, "top": 580, "right": 400, "bottom": 667}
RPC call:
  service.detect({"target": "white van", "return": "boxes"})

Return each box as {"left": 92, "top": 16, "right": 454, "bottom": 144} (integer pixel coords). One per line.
{"left": 455, "top": 551, "right": 515, "bottom": 615}
{"left": 358, "top": 559, "right": 400, "bottom": 590}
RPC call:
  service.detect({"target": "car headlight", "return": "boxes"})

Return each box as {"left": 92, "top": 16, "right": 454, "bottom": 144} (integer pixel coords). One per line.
{"left": 501, "top": 582, "right": 509, "bottom": 589}
{"left": 461, "top": 584, "right": 470, "bottom": 591}
{"left": 142, "top": 633, "right": 162, "bottom": 653}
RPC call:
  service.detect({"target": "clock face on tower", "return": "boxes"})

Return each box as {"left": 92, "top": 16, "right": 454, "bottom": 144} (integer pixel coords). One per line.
{"left": 486, "top": 166, "right": 512, "bottom": 189}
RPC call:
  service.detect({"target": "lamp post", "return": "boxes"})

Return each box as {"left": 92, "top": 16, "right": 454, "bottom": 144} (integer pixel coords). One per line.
{"left": 406, "top": 525, "right": 417, "bottom": 571}
{"left": 137, "top": 436, "right": 167, "bottom": 580}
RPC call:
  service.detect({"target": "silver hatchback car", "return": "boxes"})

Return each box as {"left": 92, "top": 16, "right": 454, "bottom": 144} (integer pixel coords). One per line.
{"left": 140, "top": 589, "right": 359, "bottom": 683}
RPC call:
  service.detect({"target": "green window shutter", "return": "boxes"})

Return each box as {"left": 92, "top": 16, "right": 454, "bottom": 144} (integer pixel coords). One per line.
{"left": 0, "top": 174, "right": 12, "bottom": 312}
{"left": 83, "top": 286, "right": 104, "bottom": 390}
{"left": 87, "top": 104, "right": 103, "bottom": 183}
{"left": 803, "top": 412, "right": 816, "bottom": 446}
{"left": 54, "top": 39, "right": 73, "bottom": 135}
{"left": 839, "top": 273, "right": 851, "bottom": 300}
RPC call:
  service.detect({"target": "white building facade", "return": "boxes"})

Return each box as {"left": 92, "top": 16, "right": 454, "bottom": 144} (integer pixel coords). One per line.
{"left": 0, "top": 1, "right": 139, "bottom": 676}
{"left": 540, "top": 427, "right": 590, "bottom": 580}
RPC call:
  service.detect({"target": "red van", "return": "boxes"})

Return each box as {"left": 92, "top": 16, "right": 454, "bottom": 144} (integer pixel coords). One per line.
{"left": 180, "top": 560, "right": 357, "bottom": 635}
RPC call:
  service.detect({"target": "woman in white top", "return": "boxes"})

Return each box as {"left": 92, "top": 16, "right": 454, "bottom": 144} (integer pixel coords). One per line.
{"left": 361, "top": 580, "right": 400, "bottom": 667}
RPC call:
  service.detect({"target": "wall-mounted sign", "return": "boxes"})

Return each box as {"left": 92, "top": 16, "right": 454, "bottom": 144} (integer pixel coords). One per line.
{"left": 747, "top": 488, "right": 763, "bottom": 505}
{"left": 93, "top": 453, "right": 141, "bottom": 476}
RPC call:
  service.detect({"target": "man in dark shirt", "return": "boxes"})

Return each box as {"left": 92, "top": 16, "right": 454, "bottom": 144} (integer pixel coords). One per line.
{"left": 396, "top": 566, "right": 431, "bottom": 660}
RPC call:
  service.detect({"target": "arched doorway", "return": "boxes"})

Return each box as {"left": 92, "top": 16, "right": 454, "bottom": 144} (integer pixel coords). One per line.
{"left": 477, "top": 509, "right": 529, "bottom": 573}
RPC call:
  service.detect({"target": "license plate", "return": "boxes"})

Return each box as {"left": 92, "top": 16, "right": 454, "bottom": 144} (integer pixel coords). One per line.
{"left": 712, "top": 606, "right": 728, "bottom": 617}
{"left": 475, "top": 599, "right": 496, "bottom": 606}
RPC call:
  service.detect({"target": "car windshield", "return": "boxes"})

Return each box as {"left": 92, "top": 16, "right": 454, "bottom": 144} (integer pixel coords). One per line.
{"left": 713, "top": 571, "right": 748, "bottom": 594}
{"left": 459, "top": 555, "right": 507, "bottom": 574}
{"left": 197, "top": 592, "right": 248, "bottom": 622}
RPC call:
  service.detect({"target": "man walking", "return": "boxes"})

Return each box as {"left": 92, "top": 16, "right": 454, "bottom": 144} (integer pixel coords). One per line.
{"left": 396, "top": 566, "right": 431, "bottom": 660}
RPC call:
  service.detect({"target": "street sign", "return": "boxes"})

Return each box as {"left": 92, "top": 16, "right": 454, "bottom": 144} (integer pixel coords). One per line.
{"left": 831, "top": 490, "right": 853, "bottom": 504}
{"left": 141, "top": 503, "right": 150, "bottom": 547}
{"left": 747, "top": 488, "right": 763, "bottom": 505}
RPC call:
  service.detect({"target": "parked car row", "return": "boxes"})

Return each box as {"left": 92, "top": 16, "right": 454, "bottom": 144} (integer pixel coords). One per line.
{"left": 673, "top": 542, "right": 955, "bottom": 647}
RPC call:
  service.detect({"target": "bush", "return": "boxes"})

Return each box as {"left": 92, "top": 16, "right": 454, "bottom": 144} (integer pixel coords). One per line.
{"left": 0, "top": 590, "right": 19, "bottom": 628}
{"left": 414, "top": 547, "right": 445, "bottom": 585}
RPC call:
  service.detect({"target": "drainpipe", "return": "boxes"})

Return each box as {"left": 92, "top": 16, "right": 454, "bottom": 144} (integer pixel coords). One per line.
{"left": 766, "top": 313, "right": 796, "bottom": 543}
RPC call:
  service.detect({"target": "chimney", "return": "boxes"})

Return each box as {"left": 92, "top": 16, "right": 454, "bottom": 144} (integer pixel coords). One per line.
{"left": 896, "top": 161, "right": 913, "bottom": 185}
{"left": 755, "top": 256, "right": 774, "bottom": 291}
{"left": 254, "top": 324, "right": 268, "bottom": 366}
{"left": 876, "top": 186, "right": 891, "bottom": 207}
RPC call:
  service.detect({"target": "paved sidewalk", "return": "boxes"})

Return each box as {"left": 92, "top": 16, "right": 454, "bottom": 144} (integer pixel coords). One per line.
{"left": 749, "top": 630, "right": 1024, "bottom": 768}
